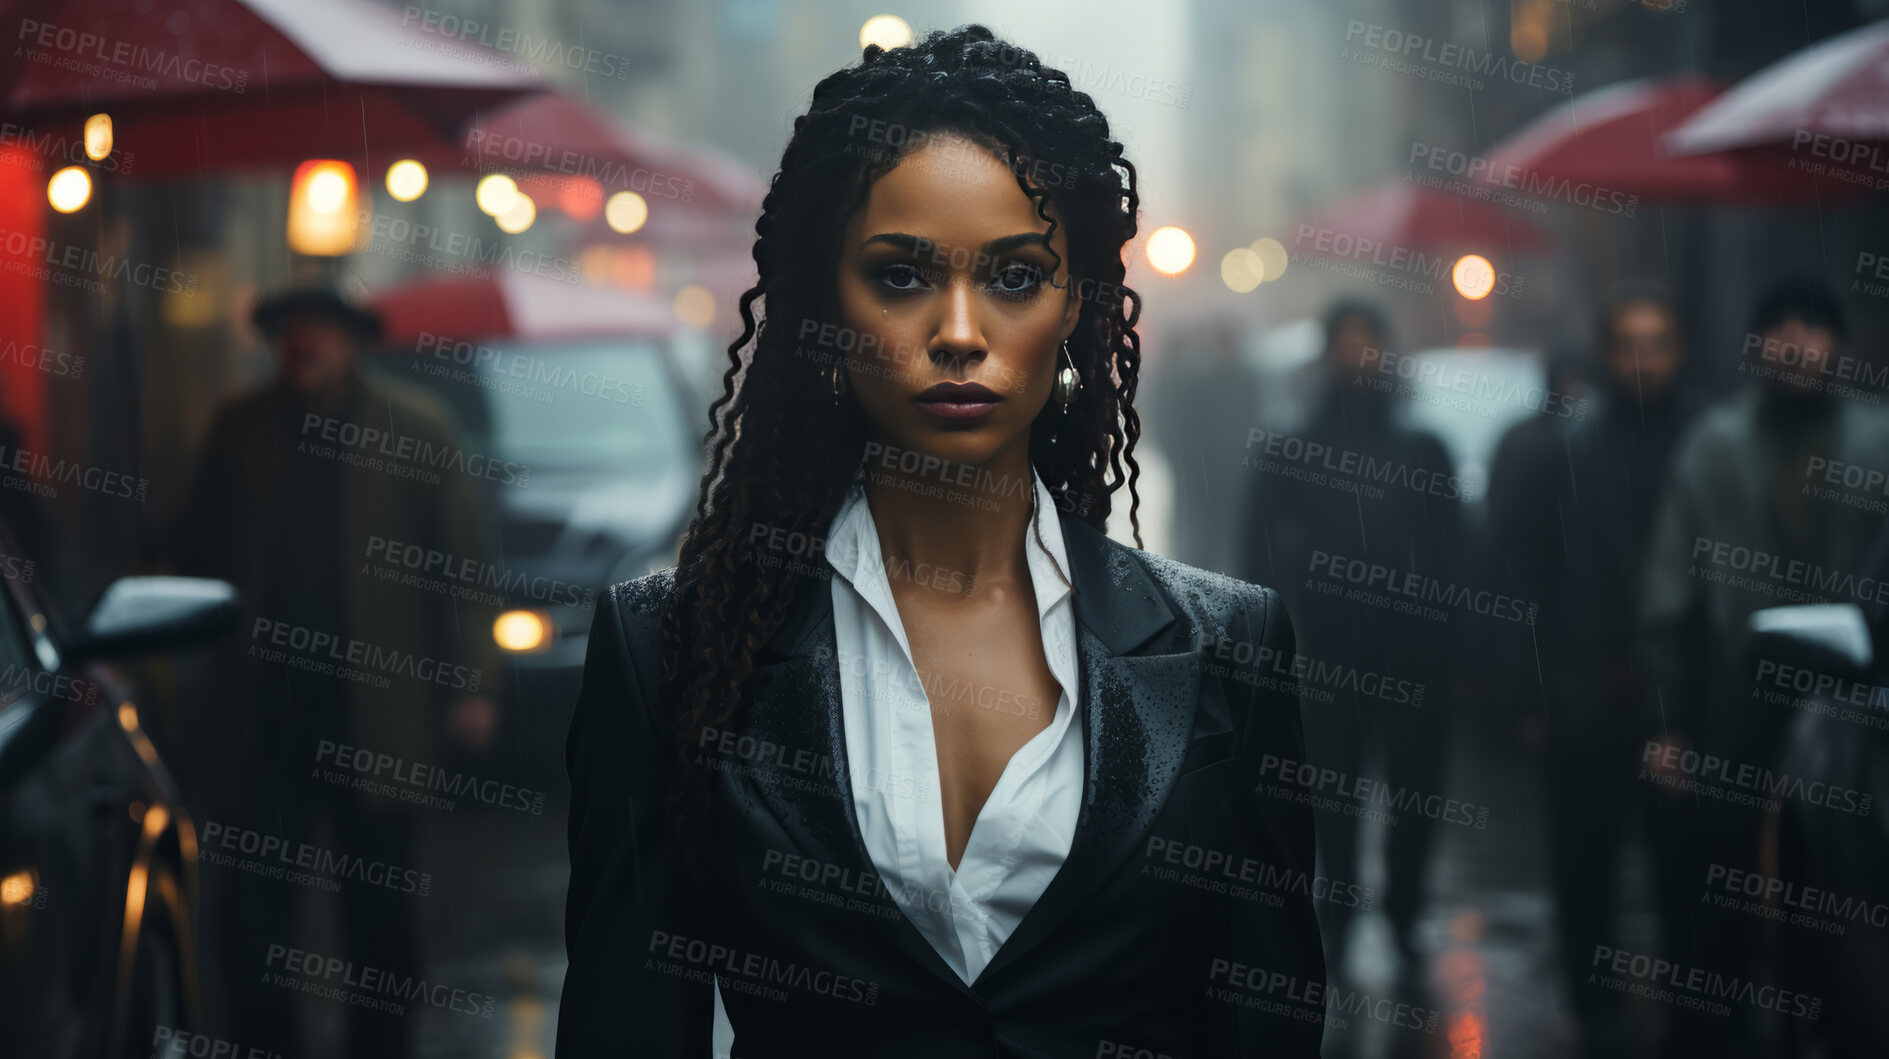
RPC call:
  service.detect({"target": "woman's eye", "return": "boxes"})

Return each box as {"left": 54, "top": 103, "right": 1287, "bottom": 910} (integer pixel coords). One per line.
{"left": 992, "top": 264, "right": 1041, "bottom": 294}
{"left": 878, "top": 264, "right": 928, "bottom": 291}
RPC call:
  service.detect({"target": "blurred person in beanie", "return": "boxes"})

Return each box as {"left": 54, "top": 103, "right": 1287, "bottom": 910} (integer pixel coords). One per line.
{"left": 169, "top": 285, "right": 504, "bottom": 1058}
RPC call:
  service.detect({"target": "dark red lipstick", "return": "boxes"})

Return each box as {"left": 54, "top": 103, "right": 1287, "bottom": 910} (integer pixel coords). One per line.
{"left": 914, "top": 381, "right": 1002, "bottom": 422}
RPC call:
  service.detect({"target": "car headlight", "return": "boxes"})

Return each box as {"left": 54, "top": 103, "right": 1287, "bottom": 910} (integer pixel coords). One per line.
{"left": 493, "top": 609, "right": 552, "bottom": 653}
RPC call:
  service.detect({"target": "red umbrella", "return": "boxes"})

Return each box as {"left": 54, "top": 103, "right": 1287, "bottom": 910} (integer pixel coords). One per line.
{"left": 1667, "top": 21, "right": 1889, "bottom": 155}
{"left": 5, "top": 0, "right": 544, "bottom": 177}
{"left": 1479, "top": 75, "right": 1831, "bottom": 201}
{"left": 442, "top": 93, "right": 766, "bottom": 214}
{"left": 1296, "top": 181, "right": 1549, "bottom": 258}
{"left": 370, "top": 270, "right": 676, "bottom": 347}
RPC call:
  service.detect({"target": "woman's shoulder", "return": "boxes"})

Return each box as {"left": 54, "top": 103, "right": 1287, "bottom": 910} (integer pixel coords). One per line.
{"left": 1074, "top": 520, "right": 1287, "bottom": 647}
{"left": 594, "top": 567, "right": 679, "bottom": 662}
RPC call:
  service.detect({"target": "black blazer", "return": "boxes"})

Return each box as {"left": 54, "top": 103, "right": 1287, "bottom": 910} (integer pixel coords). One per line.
{"left": 559, "top": 511, "right": 1325, "bottom": 1058}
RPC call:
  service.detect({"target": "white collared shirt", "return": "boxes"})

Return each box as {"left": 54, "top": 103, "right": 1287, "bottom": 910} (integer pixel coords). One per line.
{"left": 824, "top": 466, "right": 1084, "bottom": 984}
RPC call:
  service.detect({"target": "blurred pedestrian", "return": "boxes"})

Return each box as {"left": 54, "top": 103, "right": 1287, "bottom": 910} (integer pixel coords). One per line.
{"left": 1500, "top": 292, "right": 1698, "bottom": 1059}
{"left": 1638, "top": 274, "right": 1889, "bottom": 1058}
{"left": 169, "top": 286, "right": 503, "bottom": 1058}
{"left": 1239, "top": 299, "right": 1460, "bottom": 996}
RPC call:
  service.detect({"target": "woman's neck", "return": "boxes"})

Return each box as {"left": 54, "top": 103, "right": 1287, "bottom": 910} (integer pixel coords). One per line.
{"left": 859, "top": 437, "right": 1037, "bottom": 586}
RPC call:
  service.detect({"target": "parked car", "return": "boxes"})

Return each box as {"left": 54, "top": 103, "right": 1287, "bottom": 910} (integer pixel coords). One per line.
{"left": 0, "top": 524, "right": 238, "bottom": 1058}
{"left": 368, "top": 273, "right": 703, "bottom": 789}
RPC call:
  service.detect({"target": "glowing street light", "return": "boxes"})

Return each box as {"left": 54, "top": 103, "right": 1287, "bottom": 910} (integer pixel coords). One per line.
{"left": 1146, "top": 226, "right": 1196, "bottom": 276}
{"left": 386, "top": 160, "right": 428, "bottom": 202}
{"left": 1452, "top": 254, "right": 1495, "bottom": 300}
{"left": 496, "top": 193, "right": 536, "bottom": 234}
{"left": 860, "top": 15, "right": 913, "bottom": 51}
{"left": 286, "top": 159, "right": 360, "bottom": 255}
{"left": 475, "top": 173, "right": 519, "bottom": 216}
{"left": 83, "top": 114, "right": 112, "bottom": 160}
{"left": 47, "top": 166, "right": 92, "bottom": 213}
{"left": 605, "top": 190, "right": 648, "bottom": 234}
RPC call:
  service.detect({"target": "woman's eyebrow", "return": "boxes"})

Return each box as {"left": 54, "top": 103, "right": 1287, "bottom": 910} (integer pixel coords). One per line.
{"left": 858, "top": 232, "right": 1053, "bottom": 254}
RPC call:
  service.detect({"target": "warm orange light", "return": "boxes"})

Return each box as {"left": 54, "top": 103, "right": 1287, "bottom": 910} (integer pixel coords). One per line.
{"left": 1146, "top": 226, "right": 1196, "bottom": 276}
{"left": 559, "top": 178, "right": 603, "bottom": 221}
{"left": 84, "top": 114, "right": 113, "bottom": 160}
{"left": 605, "top": 190, "right": 648, "bottom": 234}
{"left": 0, "top": 870, "right": 34, "bottom": 906}
{"left": 1452, "top": 254, "right": 1495, "bottom": 300}
{"left": 386, "top": 159, "right": 428, "bottom": 202}
{"left": 494, "top": 610, "right": 549, "bottom": 652}
{"left": 287, "top": 159, "right": 361, "bottom": 256}
{"left": 47, "top": 166, "right": 91, "bottom": 213}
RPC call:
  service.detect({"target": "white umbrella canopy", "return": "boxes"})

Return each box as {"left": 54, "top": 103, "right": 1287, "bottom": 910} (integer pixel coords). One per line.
{"left": 1667, "top": 20, "right": 1889, "bottom": 155}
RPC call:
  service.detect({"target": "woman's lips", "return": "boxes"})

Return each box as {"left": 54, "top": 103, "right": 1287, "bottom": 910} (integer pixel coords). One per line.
{"left": 914, "top": 383, "right": 1001, "bottom": 422}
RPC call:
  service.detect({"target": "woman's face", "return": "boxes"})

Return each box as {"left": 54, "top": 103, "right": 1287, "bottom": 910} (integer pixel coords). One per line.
{"left": 834, "top": 132, "right": 1080, "bottom": 471}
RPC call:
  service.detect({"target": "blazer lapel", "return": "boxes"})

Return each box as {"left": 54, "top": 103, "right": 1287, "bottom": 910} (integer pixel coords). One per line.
{"left": 736, "top": 516, "right": 1204, "bottom": 994}
{"left": 973, "top": 514, "right": 1201, "bottom": 988}
{"left": 737, "top": 570, "right": 975, "bottom": 995}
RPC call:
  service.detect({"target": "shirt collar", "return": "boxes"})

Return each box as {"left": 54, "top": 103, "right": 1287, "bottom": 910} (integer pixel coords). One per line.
{"left": 825, "top": 461, "right": 1073, "bottom": 618}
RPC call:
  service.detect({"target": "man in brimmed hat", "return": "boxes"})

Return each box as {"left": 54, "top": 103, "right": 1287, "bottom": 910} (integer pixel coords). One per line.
{"left": 170, "top": 283, "right": 502, "bottom": 1058}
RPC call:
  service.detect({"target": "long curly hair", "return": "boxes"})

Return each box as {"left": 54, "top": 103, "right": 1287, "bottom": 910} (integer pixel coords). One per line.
{"left": 659, "top": 24, "right": 1146, "bottom": 854}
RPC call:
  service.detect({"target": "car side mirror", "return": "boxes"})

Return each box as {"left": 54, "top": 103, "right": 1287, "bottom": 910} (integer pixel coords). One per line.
{"left": 1746, "top": 603, "right": 1874, "bottom": 681}
{"left": 64, "top": 576, "right": 241, "bottom": 664}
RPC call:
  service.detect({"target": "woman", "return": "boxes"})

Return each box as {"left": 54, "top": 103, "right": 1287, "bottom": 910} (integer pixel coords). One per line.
{"left": 559, "top": 26, "right": 1323, "bottom": 1057}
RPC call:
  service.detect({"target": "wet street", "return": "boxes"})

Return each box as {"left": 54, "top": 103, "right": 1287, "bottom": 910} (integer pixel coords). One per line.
{"left": 250, "top": 726, "right": 1665, "bottom": 1059}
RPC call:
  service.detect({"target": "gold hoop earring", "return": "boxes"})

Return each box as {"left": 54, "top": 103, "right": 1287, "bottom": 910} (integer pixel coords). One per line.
{"left": 830, "top": 360, "right": 848, "bottom": 406}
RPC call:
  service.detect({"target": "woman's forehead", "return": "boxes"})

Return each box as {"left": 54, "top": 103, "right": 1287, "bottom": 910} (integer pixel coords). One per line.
{"left": 846, "top": 135, "right": 1065, "bottom": 247}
